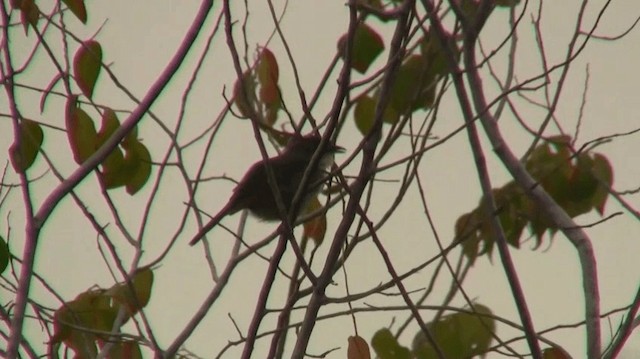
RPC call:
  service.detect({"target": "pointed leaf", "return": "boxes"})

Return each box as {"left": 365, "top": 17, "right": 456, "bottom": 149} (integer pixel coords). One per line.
{"left": 65, "top": 97, "right": 98, "bottom": 164}
{"left": 542, "top": 346, "right": 573, "bottom": 359}
{"left": 96, "top": 108, "right": 120, "bottom": 146}
{"left": 257, "top": 48, "right": 281, "bottom": 125}
{"left": 372, "top": 329, "right": 411, "bottom": 359}
{"left": 495, "top": 0, "right": 521, "bottom": 8}
{"left": 390, "top": 55, "right": 437, "bottom": 114}
{"left": 73, "top": 40, "right": 102, "bottom": 99}
{"left": 121, "top": 139, "right": 152, "bottom": 195}
{"left": 108, "top": 267, "right": 154, "bottom": 315}
{"left": 108, "top": 341, "right": 143, "bottom": 359}
{"left": 101, "top": 146, "right": 126, "bottom": 189}
{"left": 567, "top": 154, "right": 599, "bottom": 202}
{"left": 420, "top": 30, "right": 458, "bottom": 76}
{"left": 354, "top": 96, "right": 376, "bottom": 135}
{"left": 348, "top": 335, "right": 371, "bottom": 359}
{"left": 338, "top": 23, "right": 384, "bottom": 74}
{"left": 40, "top": 73, "right": 64, "bottom": 113}
{"left": 52, "top": 289, "right": 118, "bottom": 358}
{"left": 233, "top": 70, "right": 256, "bottom": 119}
{"left": 591, "top": 153, "right": 613, "bottom": 215}
{"left": 413, "top": 304, "right": 494, "bottom": 359}
{"left": 61, "top": 0, "right": 87, "bottom": 23}
{"left": 123, "top": 125, "right": 138, "bottom": 146}
{"left": 10, "top": 119, "right": 44, "bottom": 172}
{"left": 302, "top": 197, "right": 327, "bottom": 246}
{"left": 18, "top": 0, "right": 39, "bottom": 32}
{"left": 456, "top": 211, "right": 483, "bottom": 263}
{"left": 257, "top": 48, "right": 279, "bottom": 104}
{"left": 0, "top": 237, "right": 8, "bottom": 274}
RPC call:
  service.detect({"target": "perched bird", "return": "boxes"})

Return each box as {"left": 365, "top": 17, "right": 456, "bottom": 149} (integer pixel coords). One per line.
{"left": 189, "top": 133, "right": 342, "bottom": 246}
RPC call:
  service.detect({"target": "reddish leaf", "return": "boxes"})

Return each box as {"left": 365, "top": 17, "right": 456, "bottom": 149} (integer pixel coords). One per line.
{"left": 18, "top": 0, "right": 39, "bottom": 32}
{"left": 257, "top": 48, "right": 281, "bottom": 125}
{"left": 348, "top": 335, "right": 371, "bottom": 359}
{"left": 338, "top": 23, "right": 384, "bottom": 74}
{"left": 65, "top": 97, "right": 98, "bottom": 164}
{"left": 73, "top": 40, "right": 102, "bottom": 99}
{"left": 61, "top": 0, "right": 87, "bottom": 23}
{"left": 10, "top": 119, "right": 43, "bottom": 172}
{"left": 257, "top": 48, "right": 279, "bottom": 104}
{"left": 233, "top": 70, "right": 256, "bottom": 118}
{"left": 542, "top": 346, "right": 573, "bottom": 359}
{"left": 302, "top": 197, "right": 327, "bottom": 246}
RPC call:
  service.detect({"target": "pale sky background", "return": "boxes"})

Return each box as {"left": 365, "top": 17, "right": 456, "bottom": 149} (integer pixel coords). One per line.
{"left": 3, "top": 1, "right": 640, "bottom": 358}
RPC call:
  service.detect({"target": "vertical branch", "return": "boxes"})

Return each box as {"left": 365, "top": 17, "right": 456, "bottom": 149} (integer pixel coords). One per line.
{"left": 421, "top": 0, "right": 543, "bottom": 356}
{"left": 1, "top": 1, "right": 39, "bottom": 356}
{"left": 291, "top": 1, "right": 413, "bottom": 357}
{"left": 4, "top": 1, "right": 215, "bottom": 357}
{"left": 443, "top": 0, "right": 603, "bottom": 356}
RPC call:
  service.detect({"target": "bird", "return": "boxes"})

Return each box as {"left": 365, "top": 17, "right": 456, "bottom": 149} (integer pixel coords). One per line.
{"left": 189, "top": 133, "right": 343, "bottom": 246}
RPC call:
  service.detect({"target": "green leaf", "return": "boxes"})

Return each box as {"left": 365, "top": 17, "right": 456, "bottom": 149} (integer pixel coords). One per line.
{"left": 108, "top": 267, "right": 154, "bottom": 314}
{"left": 0, "top": 237, "right": 8, "bottom": 274}
{"left": 73, "top": 40, "right": 102, "bottom": 99}
{"left": 456, "top": 211, "right": 482, "bottom": 263}
{"left": 122, "top": 139, "right": 152, "bottom": 195}
{"left": 233, "top": 70, "right": 257, "bottom": 119}
{"left": 123, "top": 125, "right": 139, "bottom": 146}
{"left": 98, "top": 116, "right": 146, "bottom": 191}
{"left": 354, "top": 96, "right": 375, "bottom": 135}
{"left": 10, "top": 119, "right": 44, "bottom": 172}
{"left": 96, "top": 108, "right": 120, "bottom": 146}
{"left": 412, "top": 304, "right": 494, "bottom": 359}
{"left": 338, "top": 23, "right": 384, "bottom": 74}
{"left": 371, "top": 329, "right": 411, "bottom": 359}
{"left": 51, "top": 268, "right": 153, "bottom": 357}
{"left": 591, "top": 153, "right": 613, "bottom": 215}
{"left": 101, "top": 146, "right": 126, "bottom": 189}
{"left": 65, "top": 97, "right": 98, "bottom": 164}
{"left": 494, "top": 0, "right": 520, "bottom": 8}
{"left": 61, "top": 0, "right": 87, "bottom": 23}
{"left": 52, "top": 290, "right": 118, "bottom": 358}
{"left": 419, "top": 30, "right": 458, "bottom": 77}
{"left": 107, "top": 341, "right": 143, "bottom": 359}
{"left": 389, "top": 55, "right": 437, "bottom": 114}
